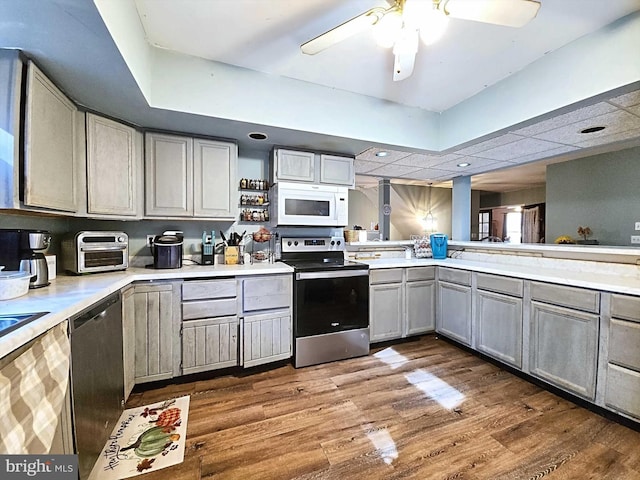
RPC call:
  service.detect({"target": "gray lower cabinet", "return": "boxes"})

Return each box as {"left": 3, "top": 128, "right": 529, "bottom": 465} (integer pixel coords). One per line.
{"left": 604, "top": 294, "right": 640, "bottom": 419}
{"left": 475, "top": 273, "right": 524, "bottom": 368}
{"left": 240, "top": 275, "right": 293, "bottom": 367}
{"left": 181, "top": 316, "right": 238, "bottom": 374}
{"left": 133, "top": 281, "right": 181, "bottom": 383}
{"left": 369, "top": 268, "right": 403, "bottom": 342}
{"left": 437, "top": 268, "right": 472, "bottom": 346}
{"left": 529, "top": 301, "right": 599, "bottom": 400}
{"left": 181, "top": 278, "right": 239, "bottom": 374}
{"left": 405, "top": 267, "right": 436, "bottom": 336}
{"left": 121, "top": 285, "right": 136, "bottom": 399}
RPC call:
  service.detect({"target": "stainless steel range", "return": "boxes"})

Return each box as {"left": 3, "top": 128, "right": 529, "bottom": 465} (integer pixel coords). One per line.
{"left": 280, "top": 236, "right": 369, "bottom": 368}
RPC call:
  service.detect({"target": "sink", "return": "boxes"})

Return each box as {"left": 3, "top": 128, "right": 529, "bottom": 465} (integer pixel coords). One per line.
{"left": 0, "top": 312, "right": 48, "bottom": 338}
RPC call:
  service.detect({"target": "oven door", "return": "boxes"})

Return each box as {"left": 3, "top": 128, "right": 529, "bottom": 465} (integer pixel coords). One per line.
{"left": 294, "top": 269, "right": 369, "bottom": 337}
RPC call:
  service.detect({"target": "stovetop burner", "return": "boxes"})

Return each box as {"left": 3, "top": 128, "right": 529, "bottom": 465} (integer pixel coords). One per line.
{"left": 279, "top": 236, "right": 368, "bottom": 272}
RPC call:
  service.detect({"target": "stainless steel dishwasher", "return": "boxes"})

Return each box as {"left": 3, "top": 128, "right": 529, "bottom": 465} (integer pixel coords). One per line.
{"left": 70, "top": 292, "right": 124, "bottom": 480}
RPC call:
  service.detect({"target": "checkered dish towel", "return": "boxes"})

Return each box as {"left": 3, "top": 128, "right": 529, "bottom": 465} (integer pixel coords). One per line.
{"left": 0, "top": 321, "right": 70, "bottom": 453}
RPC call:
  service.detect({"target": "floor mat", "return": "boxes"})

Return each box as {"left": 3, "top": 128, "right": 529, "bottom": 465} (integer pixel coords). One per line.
{"left": 89, "top": 395, "right": 190, "bottom": 479}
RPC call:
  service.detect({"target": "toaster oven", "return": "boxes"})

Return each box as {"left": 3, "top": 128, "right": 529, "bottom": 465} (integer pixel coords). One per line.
{"left": 62, "top": 231, "right": 128, "bottom": 274}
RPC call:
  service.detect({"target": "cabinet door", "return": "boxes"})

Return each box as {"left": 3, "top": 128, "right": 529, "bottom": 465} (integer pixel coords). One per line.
{"left": 476, "top": 290, "right": 523, "bottom": 368}
{"left": 243, "top": 310, "right": 292, "bottom": 367}
{"left": 370, "top": 283, "right": 403, "bottom": 342}
{"left": 529, "top": 301, "right": 599, "bottom": 400}
{"left": 86, "top": 113, "right": 140, "bottom": 216}
{"left": 193, "top": 138, "right": 237, "bottom": 218}
{"left": 24, "top": 62, "right": 78, "bottom": 212}
{"left": 122, "top": 286, "right": 136, "bottom": 399}
{"left": 182, "top": 316, "right": 238, "bottom": 375}
{"left": 133, "top": 282, "right": 178, "bottom": 383}
{"left": 145, "top": 133, "right": 193, "bottom": 217}
{"left": 406, "top": 280, "right": 435, "bottom": 336}
{"left": 437, "top": 281, "right": 472, "bottom": 345}
{"left": 319, "top": 154, "right": 354, "bottom": 186}
{"left": 275, "top": 149, "right": 315, "bottom": 182}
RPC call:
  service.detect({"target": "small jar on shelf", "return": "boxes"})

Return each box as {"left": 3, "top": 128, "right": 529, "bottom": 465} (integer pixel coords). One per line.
{"left": 239, "top": 178, "right": 269, "bottom": 191}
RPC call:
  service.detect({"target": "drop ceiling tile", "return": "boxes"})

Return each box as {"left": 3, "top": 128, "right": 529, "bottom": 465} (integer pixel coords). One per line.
{"left": 434, "top": 156, "right": 504, "bottom": 171}
{"left": 399, "top": 168, "right": 455, "bottom": 181}
{"left": 394, "top": 153, "right": 463, "bottom": 167}
{"left": 628, "top": 104, "right": 640, "bottom": 118}
{"left": 354, "top": 159, "right": 387, "bottom": 173}
{"left": 533, "top": 110, "right": 640, "bottom": 145}
{"left": 356, "top": 148, "right": 412, "bottom": 163}
{"left": 470, "top": 137, "right": 565, "bottom": 161}
{"left": 365, "top": 164, "right": 423, "bottom": 177}
{"left": 609, "top": 90, "right": 640, "bottom": 108}
{"left": 511, "top": 102, "right": 618, "bottom": 137}
{"left": 505, "top": 144, "right": 580, "bottom": 164}
{"left": 574, "top": 127, "right": 640, "bottom": 148}
{"left": 453, "top": 133, "right": 524, "bottom": 156}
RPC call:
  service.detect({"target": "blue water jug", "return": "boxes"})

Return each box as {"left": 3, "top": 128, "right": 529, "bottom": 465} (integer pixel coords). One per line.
{"left": 430, "top": 233, "right": 448, "bottom": 259}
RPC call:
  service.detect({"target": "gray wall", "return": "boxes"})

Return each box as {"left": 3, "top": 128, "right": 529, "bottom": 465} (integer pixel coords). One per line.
{"left": 479, "top": 186, "right": 546, "bottom": 209}
{"left": 546, "top": 146, "right": 640, "bottom": 245}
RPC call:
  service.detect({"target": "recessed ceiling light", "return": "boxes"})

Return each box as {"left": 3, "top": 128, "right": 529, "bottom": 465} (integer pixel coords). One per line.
{"left": 248, "top": 132, "right": 268, "bottom": 140}
{"left": 376, "top": 151, "right": 389, "bottom": 157}
{"left": 579, "top": 126, "right": 606, "bottom": 134}
{"left": 457, "top": 162, "right": 471, "bottom": 167}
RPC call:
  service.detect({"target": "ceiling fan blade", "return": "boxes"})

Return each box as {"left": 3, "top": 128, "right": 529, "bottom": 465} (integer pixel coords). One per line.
{"left": 440, "top": 0, "right": 541, "bottom": 28}
{"left": 393, "top": 52, "right": 416, "bottom": 81}
{"left": 301, "top": 7, "right": 387, "bottom": 55}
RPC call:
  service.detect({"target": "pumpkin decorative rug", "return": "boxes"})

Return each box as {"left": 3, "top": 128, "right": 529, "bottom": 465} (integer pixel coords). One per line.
{"left": 89, "top": 396, "right": 190, "bottom": 479}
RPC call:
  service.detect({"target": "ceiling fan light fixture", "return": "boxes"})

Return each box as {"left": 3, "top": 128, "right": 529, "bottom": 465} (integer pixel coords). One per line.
{"left": 373, "top": 9, "right": 403, "bottom": 48}
{"left": 419, "top": 5, "right": 450, "bottom": 45}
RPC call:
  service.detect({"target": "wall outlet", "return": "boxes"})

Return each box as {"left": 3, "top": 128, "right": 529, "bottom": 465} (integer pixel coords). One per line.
{"left": 146, "top": 235, "right": 155, "bottom": 247}
{"left": 635, "top": 222, "right": 640, "bottom": 231}
{"left": 631, "top": 235, "right": 640, "bottom": 244}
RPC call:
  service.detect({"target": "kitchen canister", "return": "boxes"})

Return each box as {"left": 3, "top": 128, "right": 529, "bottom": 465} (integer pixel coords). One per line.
{"left": 430, "top": 233, "right": 448, "bottom": 259}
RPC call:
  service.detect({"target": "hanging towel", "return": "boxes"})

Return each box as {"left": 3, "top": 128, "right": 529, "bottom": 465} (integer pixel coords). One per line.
{"left": 0, "top": 321, "right": 70, "bottom": 454}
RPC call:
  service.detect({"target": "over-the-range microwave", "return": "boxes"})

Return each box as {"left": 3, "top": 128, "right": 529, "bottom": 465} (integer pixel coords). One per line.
{"left": 272, "top": 182, "right": 348, "bottom": 227}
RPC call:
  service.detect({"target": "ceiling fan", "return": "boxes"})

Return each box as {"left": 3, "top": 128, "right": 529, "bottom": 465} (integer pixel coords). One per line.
{"left": 301, "top": 0, "right": 541, "bottom": 81}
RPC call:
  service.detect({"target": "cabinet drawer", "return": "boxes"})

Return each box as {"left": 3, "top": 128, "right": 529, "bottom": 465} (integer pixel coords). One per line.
{"left": 242, "top": 275, "right": 292, "bottom": 312}
{"left": 182, "top": 298, "right": 237, "bottom": 320}
{"left": 438, "top": 268, "right": 471, "bottom": 286}
{"left": 611, "top": 294, "right": 640, "bottom": 323}
{"left": 530, "top": 282, "right": 599, "bottom": 313}
{"left": 182, "top": 279, "right": 236, "bottom": 301}
{"left": 406, "top": 266, "right": 435, "bottom": 282}
{"left": 609, "top": 318, "right": 640, "bottom": 371}
{"left": 605, "top": 363, "right": 640, "bottom": 419}
{"left": 370, "top": 268, "right": 403, "bottom": 285}
{"left": 476, "top": 273, "right": 523, "bottom": 297}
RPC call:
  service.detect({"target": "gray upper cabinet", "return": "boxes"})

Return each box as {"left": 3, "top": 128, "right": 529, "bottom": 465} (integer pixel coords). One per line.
{"left": 145, "top": 132, "right": 237, "bottom": 219}
{"left": 272, "top": 148, "right": 354, "bottom": 187}
{"left": 86, "top": 113, "right": 142, "bottom": 217}
{"left": 273, "top": 149, "right": 315, "bottom": 182}
{"left": 145, "top": 133, "right": 193, "bottom": 217}
{"left": 193, "top": 138, "right": 237, "bottom": 218}
{"left": 24, "top": 61, "right": 79, "bottom": 212}
{"left": 319, "top": 154, "right": 355, "bottom": 187}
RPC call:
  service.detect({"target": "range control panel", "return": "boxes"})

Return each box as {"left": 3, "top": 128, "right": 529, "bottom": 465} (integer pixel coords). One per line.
{"left": 280, "top": 236, "right": 345, "bottom": 253}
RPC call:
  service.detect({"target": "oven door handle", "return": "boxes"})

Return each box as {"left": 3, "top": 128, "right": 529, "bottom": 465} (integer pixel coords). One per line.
{"left": 296, "top": 270, "right": 369, "bottom": 280}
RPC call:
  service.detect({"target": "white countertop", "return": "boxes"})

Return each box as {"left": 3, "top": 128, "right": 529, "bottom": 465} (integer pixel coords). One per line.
{"left": 0, "top": 262, "right": 293, "bottom": 358}
{"left": 363, "top": 257, "right": 640, "bottom": 296}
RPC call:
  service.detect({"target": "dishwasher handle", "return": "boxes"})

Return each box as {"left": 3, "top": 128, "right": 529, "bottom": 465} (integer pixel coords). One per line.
{"left": 71, "top": 292, "right": 120, "bottom": 331}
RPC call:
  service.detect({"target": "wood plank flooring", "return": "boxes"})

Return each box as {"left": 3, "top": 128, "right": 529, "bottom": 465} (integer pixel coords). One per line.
{"left": 127, "top": 336, "right": 640, "bottom": 479}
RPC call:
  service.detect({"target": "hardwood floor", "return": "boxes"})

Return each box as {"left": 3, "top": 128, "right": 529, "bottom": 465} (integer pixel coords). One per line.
{"left": 127, "top": 336, "right": 640, "bottom": 479}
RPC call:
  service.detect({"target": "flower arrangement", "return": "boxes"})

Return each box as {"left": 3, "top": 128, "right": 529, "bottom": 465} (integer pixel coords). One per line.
{"left": 577, "top": 226, "right": 592, "bottom": 241}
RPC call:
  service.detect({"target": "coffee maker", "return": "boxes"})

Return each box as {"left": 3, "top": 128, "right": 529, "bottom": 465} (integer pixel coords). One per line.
{"left": 0, "top": 229, "right": 50, "bottom": 288}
